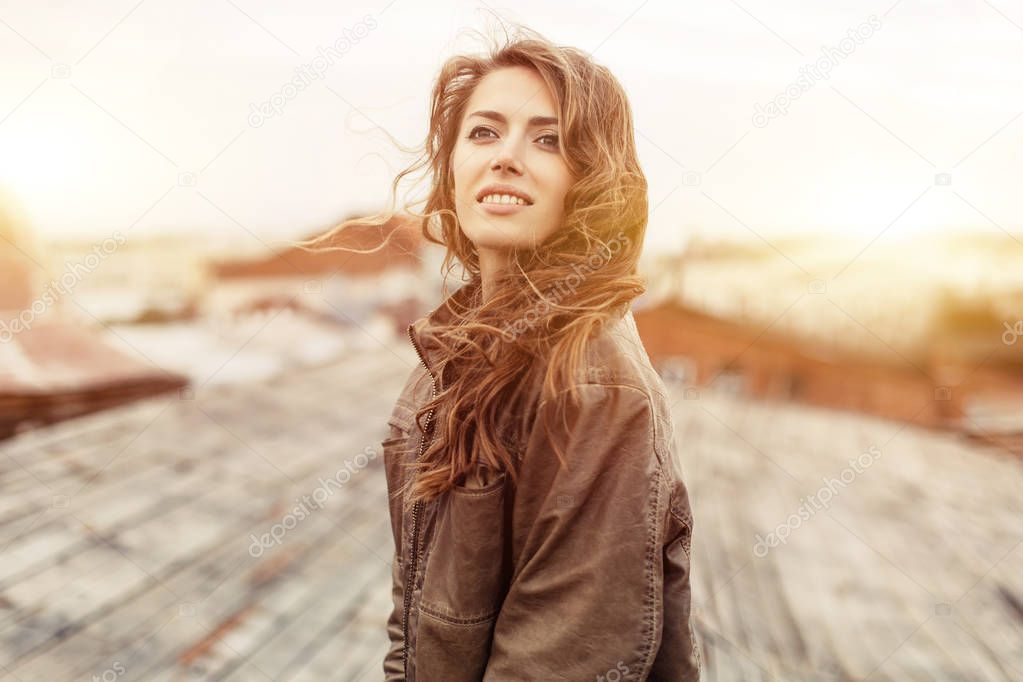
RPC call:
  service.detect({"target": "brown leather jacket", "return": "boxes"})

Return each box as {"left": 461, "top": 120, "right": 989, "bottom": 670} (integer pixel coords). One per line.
{"left": 382, "top": 280, "right": 701, "bottom": 680}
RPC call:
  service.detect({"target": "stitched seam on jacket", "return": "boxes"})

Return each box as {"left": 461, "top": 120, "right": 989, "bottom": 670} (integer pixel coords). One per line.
{"left": 418, "top": 600, "right": 499, "bottom": 626}
{"left": 667, "top": 506, "right": 693, "bottom": 561}
{"left": 449, "top": 481, "right": 505, "bottom": 498}
{"left": 533, "top": 381, "right": 660, "bottom": 428}
{"left": 388, "top": 398, "right": 416, "bottom": 432}
{"left": 638, "top": 462, "right": 663, "bottom": 679}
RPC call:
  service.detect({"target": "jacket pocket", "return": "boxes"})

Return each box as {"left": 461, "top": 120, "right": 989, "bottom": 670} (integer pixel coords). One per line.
{"left": 382, "top": 399, "right": 416, "bottom": 469}
{"left": 415, "top": 472, "right": 509, "bottom": 679}
{"left": 420, "top": 471, "right": 508, "bottom": 621}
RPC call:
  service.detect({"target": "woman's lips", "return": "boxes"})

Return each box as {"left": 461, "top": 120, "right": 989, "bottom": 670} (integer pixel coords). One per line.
{"left": 479, "top": 201, "right": 530, "bottom": 216}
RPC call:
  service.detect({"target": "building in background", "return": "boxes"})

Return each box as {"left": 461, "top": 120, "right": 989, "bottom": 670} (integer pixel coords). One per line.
{"left": 634, "top": 235, "right": 1023, "bottom": 455}
{"left": 45, "top": 233, "right": 205, "bottom": 324}
{"left": 0, "top": 193, "right": 186, "bottom": 439}
{"left": 89, "top": 212, "right": 444, "bottom": 392}
{"left": 208, "top": 213, "right": 431, "bottom": 336}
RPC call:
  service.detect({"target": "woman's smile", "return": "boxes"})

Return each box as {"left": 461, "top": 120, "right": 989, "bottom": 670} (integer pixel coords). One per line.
{"left": 475, "top": 183, "right": 535, "bottom": 216}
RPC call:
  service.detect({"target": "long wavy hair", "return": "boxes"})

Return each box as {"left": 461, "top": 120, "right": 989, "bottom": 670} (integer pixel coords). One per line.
{"left": 299, "top": 25, "right": 649, "bottom": 509}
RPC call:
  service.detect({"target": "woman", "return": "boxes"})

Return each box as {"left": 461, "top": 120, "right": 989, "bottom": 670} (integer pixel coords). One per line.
{"left": 315, "top": 25, "right": 700, "bottom": 681}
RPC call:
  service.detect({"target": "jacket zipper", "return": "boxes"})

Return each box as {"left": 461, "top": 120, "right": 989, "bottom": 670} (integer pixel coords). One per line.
{"left": 402, "top": 322, "right": 437, "bottom": 678}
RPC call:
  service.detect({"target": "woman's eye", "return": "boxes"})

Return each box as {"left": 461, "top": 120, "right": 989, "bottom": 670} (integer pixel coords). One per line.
{"left": 537, "top": 133, "right": 559, "bottom": 148}
{"left": 468, "top": 126, "right": 496, "bottom": 140}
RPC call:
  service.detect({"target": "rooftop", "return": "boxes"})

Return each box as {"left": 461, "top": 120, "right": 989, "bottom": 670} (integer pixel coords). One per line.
{"left": 0, "top": 344, "right": 1020, "bottom": 680}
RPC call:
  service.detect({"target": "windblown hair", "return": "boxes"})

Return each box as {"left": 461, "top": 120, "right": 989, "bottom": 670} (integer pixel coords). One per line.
{"left": 298, "top": 24, "right": 649, "bottom": 509}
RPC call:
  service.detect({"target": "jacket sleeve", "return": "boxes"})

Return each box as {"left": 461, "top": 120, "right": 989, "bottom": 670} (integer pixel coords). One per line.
{"left": 383, "top": 551, "right": 405, "bottom": 680}
{"left": 381, "top": 416, "right": 410, "bottom": 681}
{"left": 658, "top": 467, "right": 702, "bottom": 679}
{"left": 482, "top": 383, "right": 680, "bottom": 681}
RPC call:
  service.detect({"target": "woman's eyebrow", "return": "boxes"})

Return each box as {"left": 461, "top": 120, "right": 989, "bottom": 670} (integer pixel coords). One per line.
{"left": 468, "top": 110, "right": 558, "bottom": 127}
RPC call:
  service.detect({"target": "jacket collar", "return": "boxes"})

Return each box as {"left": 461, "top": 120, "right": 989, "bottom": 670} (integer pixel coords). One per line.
{"left": 407, "top": 276, "right": 637, "bottom": 376}
{"left": 407, "top": 276, "right": 482, "bottom": 375}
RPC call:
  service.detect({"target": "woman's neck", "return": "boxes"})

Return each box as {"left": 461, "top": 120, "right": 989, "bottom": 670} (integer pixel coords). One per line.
{"left": 477, "top": 247, "right": 510, "bottom": 305}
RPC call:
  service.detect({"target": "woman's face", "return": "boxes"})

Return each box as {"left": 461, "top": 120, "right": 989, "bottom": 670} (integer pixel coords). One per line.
{"left": 451, "top": 66, "right": 574, "bottom": 258}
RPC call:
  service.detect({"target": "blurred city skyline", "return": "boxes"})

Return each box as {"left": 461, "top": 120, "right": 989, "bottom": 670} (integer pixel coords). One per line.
{"left": 1, "top": 0, "right": 1022, "bottom": 253}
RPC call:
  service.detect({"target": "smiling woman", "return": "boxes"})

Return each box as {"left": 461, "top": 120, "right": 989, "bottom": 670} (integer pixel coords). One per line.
{"left": 299, "top": 23, "right": 700, "bottom": 681}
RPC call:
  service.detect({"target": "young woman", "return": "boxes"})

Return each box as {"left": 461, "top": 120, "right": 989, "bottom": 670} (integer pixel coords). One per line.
{"left": 318, "top": 26, "right": 700, "bottom": 681}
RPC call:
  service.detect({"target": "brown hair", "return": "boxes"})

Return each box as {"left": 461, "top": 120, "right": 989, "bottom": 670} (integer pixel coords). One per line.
{"left": 299, "top": 24, "right": 648, "bottom": 509}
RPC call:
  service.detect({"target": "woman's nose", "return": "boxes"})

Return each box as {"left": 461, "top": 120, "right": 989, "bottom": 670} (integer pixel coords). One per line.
{"left": 490, "top": 144, "right": 523, "bottom": 175}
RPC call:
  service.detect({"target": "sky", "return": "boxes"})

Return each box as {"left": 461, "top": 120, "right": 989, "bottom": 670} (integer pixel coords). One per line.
{"left": 1, "top": 0, "right": 1022, "bottom": 254}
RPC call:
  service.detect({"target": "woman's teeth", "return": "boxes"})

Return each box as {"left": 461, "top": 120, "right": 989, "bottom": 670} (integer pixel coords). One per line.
{"left": 480, "top": 194, "right": 529, "bottom": 206}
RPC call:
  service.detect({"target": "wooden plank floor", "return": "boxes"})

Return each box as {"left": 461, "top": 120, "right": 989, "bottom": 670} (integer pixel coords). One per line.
{"left": 679, "top": 383, "right": 1023, "bottom": 681}
{"left": 1, "top": 346, "right": 1021, "bottom": 681}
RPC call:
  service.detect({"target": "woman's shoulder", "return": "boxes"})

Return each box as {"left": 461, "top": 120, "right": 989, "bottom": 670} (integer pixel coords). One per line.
{"left": 523, "top": 308, "right": 671, "bottom": 421}
{"left": 574, "top": 309, "right": 682, "bottom": 472}
{"left": 576, "top": 309, "right": 668, "bottom": 398}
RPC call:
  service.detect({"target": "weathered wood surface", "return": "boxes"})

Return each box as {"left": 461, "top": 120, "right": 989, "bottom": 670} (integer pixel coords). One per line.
{"left": 0, "top": 345, "right": 1020, "bottom": 681}
{"left": 679, "top": 383, "right": 1023, "bottom": 681}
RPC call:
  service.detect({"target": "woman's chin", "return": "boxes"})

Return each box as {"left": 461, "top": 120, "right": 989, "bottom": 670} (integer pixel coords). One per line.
{"left": 464, "top": 230, "right": 534, "bottom": 252}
